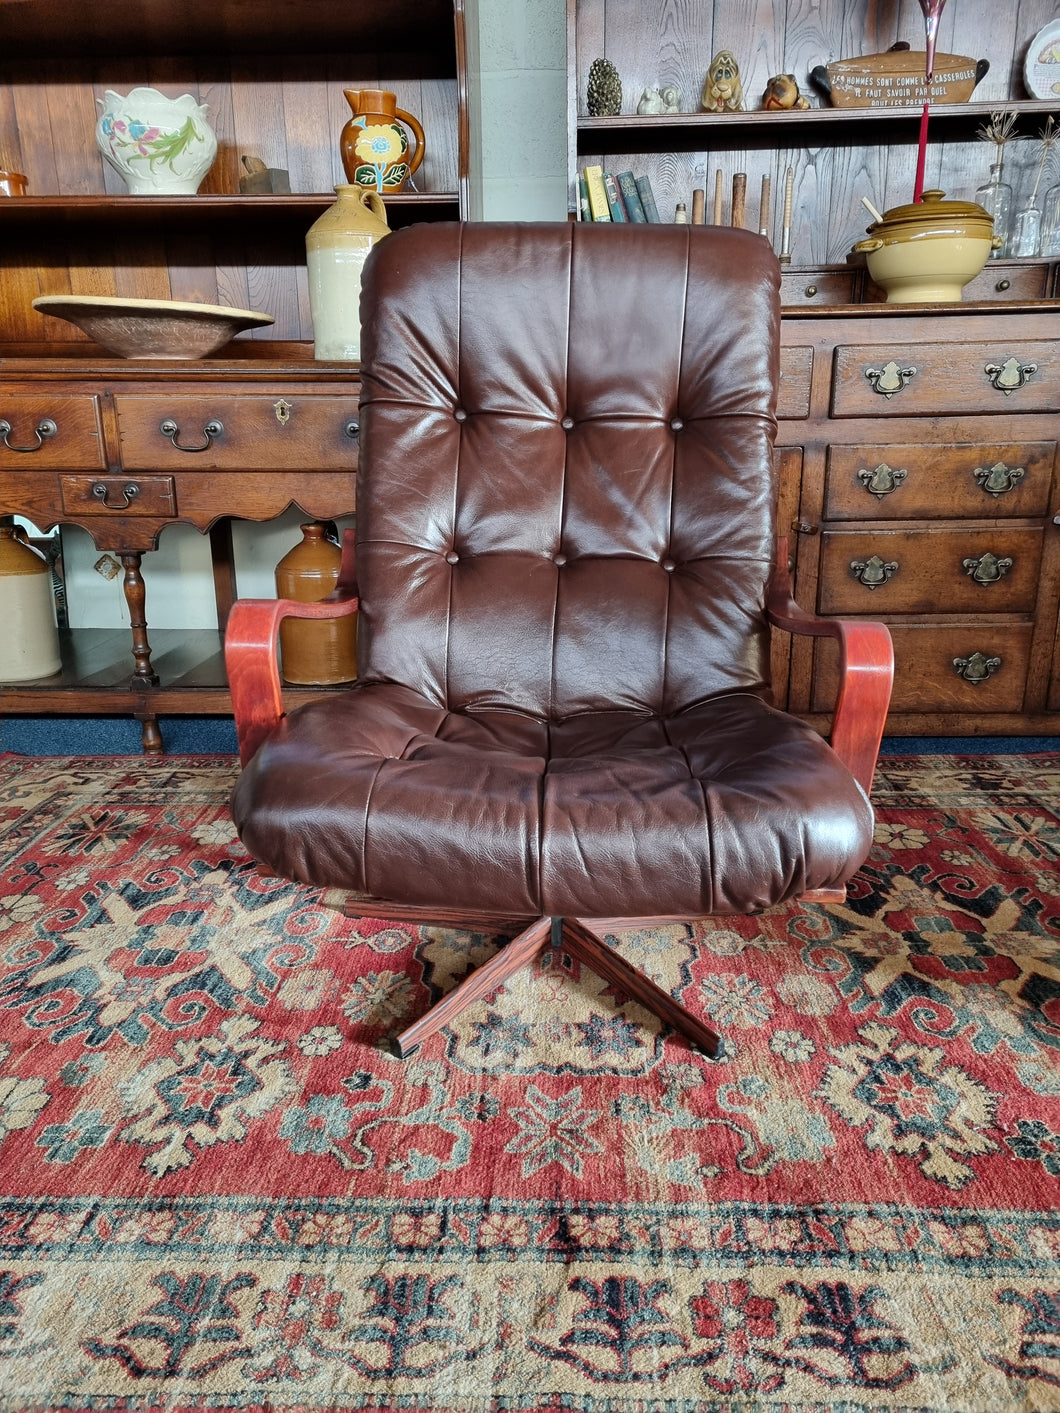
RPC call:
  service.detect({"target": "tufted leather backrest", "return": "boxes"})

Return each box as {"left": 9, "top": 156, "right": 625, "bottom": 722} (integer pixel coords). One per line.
{"left": 356, "top": 222, "right": 781, "bottom": 721}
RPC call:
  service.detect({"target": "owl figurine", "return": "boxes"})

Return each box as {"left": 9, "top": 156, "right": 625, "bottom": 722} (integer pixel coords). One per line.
{"left": 701, "top": 51, "right": 744, "bottom": 112}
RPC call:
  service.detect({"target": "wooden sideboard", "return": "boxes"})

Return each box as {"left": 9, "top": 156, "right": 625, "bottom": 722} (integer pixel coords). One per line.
{"left": 777, "top": 300, "right": 1059, "bottom": 738}
{"left": 0, "top": 357, "right": 360, "bottom": 751}
{"left": 2, "top": 297, "right": 1058, "bottom": 751}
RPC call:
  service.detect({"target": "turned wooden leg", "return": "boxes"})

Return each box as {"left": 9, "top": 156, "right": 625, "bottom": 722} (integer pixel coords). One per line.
{"left": 563, "top": 917, "right": 723, "bottom": 1057}
{"left": 119, "top": 551, "right": 160, "bottom": 687}
{"left": 136, "top": 713, "right": 164, "bottom": 755}
{"left": 394, "top": 916, "right": 552, "bottom": 1058}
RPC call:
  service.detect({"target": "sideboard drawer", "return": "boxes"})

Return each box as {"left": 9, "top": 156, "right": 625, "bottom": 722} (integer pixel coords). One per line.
{"left": 960, "top": 262, "right": 1054, "bottom": 303}
{"left": 781, "top": 270, "right": 858, "bottom": 307}
{"left": 114, "top": 395, "right": 360, "bottom": 471}
{"left": 60, "top": 474, "right": 177, "bottom": 517}
{"left": 812, "top": 622, "right": 1033, "bottom": 713}
{"left": 818, "top": 526, "right": 1043, "bottom": 614}
{"left": 824, "top": 442, "right": 1056, "bottom": 520}
{"left": 0, "top": 395, "right": 105, "bottom": 470}
{"left": 831, "top": 340, "right": 1059, "bottom": 416}
{"left": 777, "top": 346, "right": 813, "bottom": 419}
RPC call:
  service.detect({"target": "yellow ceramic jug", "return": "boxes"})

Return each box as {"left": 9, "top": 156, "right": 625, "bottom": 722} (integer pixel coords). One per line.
{"left": 339, "top": 89, "right": 425, "bottom": 193}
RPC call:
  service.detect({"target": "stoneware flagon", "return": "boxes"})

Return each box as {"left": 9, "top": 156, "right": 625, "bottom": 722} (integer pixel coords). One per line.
{"left": 96, "top": 87, "right": 217, "bottom": 195}
{"left": 0, "top": 522, "right": 61, "bottom": 682}
{"left": 339, "top": 89, "right": 425, "bottom": 194}
{"left": 305, "top": 185, "right": 391, "bottom": 361}
{"left": 275, "top": 522, "right": 357, "bottom": 685}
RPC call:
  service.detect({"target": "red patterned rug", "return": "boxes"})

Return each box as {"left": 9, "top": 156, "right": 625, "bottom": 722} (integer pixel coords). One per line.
{"left": 0, "top": 750, "right": 1058, "bottom": 1411}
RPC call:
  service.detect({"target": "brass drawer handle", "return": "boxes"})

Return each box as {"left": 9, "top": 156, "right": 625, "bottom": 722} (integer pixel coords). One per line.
{"left": 159, "top": 417, "right": 224, "bottom": 452}
{"left": 953, "top": 652, "right": 1002, "bottom": 685}
{"left": 91, "top": 481, "right": 140, "bottom": 510}
{"left": 962, "top": 551, "right": 1012, "bottom": 586}
{"left": 858, "top": 462, "right": 907, "bottom": 500}
{"left": 973, "top": 461, "right": 1024, "bottom": 497}
{"left": 984, "top": 358, "right": 1038, "bottom": 395}
{"left": 850, "top": 554, "right": 898, "bottom": 589}
{"left": 345, "top": 419, "right": 359, "bottom": 439}
{"left": 0, "top": 416, "right": 57, "bottom": 452}
{"left": 863, "top": 361, "right": 917, "bottom": 398}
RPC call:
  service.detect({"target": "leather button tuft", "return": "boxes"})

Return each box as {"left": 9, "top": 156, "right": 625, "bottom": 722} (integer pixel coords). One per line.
{"left": 553, "top": 552, "right": 567, "bottom": 567}
{"left": 662, "top": 557, "right": 676, "bottom": 572}
{"left": 453, "top": 408, "right": 467, "bottom": 423}
{"left": 561, "top": 416, "right": 575, "bottom": 430}
{"left": 670, "top": 417, "right": 684, "bottom": 432}
{"left": 445, "top": 551, "right": 460, "bottom": 565}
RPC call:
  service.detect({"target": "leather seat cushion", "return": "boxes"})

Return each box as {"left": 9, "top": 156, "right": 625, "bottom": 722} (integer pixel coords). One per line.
{"left": 231, "top": 682, "right": 873, "bottom": 918}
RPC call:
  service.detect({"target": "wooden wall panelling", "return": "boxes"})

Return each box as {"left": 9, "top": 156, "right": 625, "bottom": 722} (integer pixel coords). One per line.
{"left": 0, "top": 80, "right": 26, "bottom": 174}
{"left": 197, "top": 66, "right": 243, "bottom": 196}
{"left": 0, "top": 249, "right": 45, "bottom": 344}
{"left": 6, "top": 75, "right": 61, "bottom": 192}
{"left": 281, "top": 61, "right": 335, "bottom": 193}
{"left": 229, "top": 56, "right": 292, "bottom": 187}
{"left": 166, "top": 229, "right": 224, "bottom": 310}
{"left": 418, "top": 79, "right": 460, "bottom": 196}
{"left": 108, "top": 228, "right": 174, "bottom": 304}
{"left": 42, "top": 62, "right": 102, "bottom": 194}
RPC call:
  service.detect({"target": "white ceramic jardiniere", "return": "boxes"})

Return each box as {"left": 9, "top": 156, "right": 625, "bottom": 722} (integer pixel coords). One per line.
{"left": 96, "top": 88, "right": 217, "bottom": 195}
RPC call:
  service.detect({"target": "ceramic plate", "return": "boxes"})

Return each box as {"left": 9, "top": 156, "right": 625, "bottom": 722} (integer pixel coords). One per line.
{"left": 1024, "top": 20, "right": 1060, "bottom": 100}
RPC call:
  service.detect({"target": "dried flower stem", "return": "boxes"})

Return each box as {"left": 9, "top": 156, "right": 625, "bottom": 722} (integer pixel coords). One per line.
{"left": 1028, "top": 117, "right": 1058, "bottom": 206}
{"left": 977, "top": 110, "right": 1017, "bottom": 175}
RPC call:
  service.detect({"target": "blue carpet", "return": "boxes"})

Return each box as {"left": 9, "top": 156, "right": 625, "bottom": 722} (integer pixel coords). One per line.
{"left": 1, "top": 716, "right": 1056, "bottom": 757}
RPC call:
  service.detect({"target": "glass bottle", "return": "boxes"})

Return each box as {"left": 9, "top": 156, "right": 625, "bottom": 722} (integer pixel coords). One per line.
{"left": 1041, "top": 183, "right": 1060, "bottom": 258}
{"left": 1011, "top": 204, "right": 1042, "bottom": 257}
{"left": 974, "top": 163, "right": 1012, "bottom": 257}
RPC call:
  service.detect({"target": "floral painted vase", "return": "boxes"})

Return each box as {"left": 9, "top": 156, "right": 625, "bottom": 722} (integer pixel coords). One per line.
{"left": 95, "top": 88, "right": 218, "bottom": 196}
{"left": 339, "top": 89, "right": 425, "bottom": 194}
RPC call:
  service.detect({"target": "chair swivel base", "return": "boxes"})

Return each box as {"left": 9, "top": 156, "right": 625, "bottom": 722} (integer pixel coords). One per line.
{"left": 342, "top": 900, "right": 724, "bottom": 1060}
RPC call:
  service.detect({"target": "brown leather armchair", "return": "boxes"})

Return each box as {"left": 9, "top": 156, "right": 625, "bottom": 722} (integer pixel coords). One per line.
{"left": 226, "top": 223, "right": 893, "bottom": 1060}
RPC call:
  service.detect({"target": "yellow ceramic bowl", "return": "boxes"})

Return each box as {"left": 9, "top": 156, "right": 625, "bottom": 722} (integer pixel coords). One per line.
{"left": 853, "top": 190, "right": 1001, "bottom": 303}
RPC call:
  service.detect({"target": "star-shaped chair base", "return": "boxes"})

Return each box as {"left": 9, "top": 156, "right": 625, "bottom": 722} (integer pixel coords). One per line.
{"left": 343, "top": 901, "right": 725, "bottom": 1059}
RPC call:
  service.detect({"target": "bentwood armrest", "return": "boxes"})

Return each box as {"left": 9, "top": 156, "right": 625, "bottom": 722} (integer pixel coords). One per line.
{"left": 766, "top": 537, "right": 894, "bottom": 796}
{"left": 225, "top": 530, "right": 359, "bottom": 766}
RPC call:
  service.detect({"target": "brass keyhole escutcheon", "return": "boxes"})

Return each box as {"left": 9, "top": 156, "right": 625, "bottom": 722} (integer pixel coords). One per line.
{"left": 857, "top": 463, "right": 907, "bottom": 500}
{"left": 863, "top": 361, "right": 917, "bottom": 398}
{"left": 850, "top": 554, "right": 898, "bottom": 589}
{"left": 962, "top": 551, "right": 1013, "bottom": 585}
{"left": 973, "top": 461, "right": 1025, "bottom": 498}
{"left": 953, "top": 651, "right": 1002, "bottom": 684}
{"left": 273, "top": 399, "right": 292, "bottom": 425}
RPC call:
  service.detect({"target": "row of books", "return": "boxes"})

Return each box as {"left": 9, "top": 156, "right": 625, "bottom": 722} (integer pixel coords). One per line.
{"left": 579, "top": 166, "right": 663, "bottom": 223}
